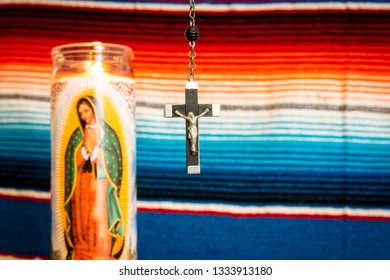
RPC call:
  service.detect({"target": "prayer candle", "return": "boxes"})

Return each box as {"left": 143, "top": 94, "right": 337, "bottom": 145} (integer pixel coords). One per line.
{"left": 50, "top": 42, "right": 136, "bottom": 260}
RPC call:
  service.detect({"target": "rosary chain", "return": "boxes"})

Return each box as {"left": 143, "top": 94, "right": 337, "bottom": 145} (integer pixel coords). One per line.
{"left": 188, "top": 42, "right": 196, "bottom": 81}
{"left": 188, "top": 0, "right": 197, "bottom": 81}
{"left": 189, "top": 0, "right": 196, "bottom": 26}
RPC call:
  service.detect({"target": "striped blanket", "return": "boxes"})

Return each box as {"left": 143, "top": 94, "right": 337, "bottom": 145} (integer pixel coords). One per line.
{"left": 0, "top": 0, "right": 390, "bottom": 259}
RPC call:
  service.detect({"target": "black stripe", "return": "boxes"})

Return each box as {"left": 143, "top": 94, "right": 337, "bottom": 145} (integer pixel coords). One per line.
{"left": 138, "top": 188, "right": 390, "bottom": 207}
{"left": 137, "top": 179, "right": 390, "bottom": 193}
{"left": 3, "top": 171, "right": 390, "bottom": 194}
{"left": 2, "top": 178, "right": 389, "bottom": 207}
{"left": 138, "top": 176, "right": 390, "bottom": 194}
{"left": 138, "top": 171, "right": 390, "bottom": 184}
{"left": 2, "top": 7, "right": 390, "bottom": 34}
{"left": 0, "top": 94, "right": 49, "bottom": 102}
{"left": 1, "top": 173, "right": 389, "bottom": 206}
{"left": 0, "top": 178, "right": 50, "bottom": 191}
{"left": 137, "top": 101, "right": 390, "bottom": 114}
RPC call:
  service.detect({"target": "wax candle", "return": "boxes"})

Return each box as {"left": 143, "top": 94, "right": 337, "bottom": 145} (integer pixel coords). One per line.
{"left": 50, "top": 42, "right": 136, "bottom": 260}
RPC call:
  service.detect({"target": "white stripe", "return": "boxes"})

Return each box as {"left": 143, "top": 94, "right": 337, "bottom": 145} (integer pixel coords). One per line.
{"left": 137, "top": 108, "right": 390, "bottom": 138}
{"left": 138, "top": 93, "right": 390, "bottom": 107}
{"left": 0, "top": 76, "right": 50, "bottom": 84}
{"left": 3, "top": 69, "right": 390, "bottom": 85}
{"left": 136, "top": 134, "right": 390, "bottom": 144}
{"left": 0, "top": 89, "right": 49, "bottom": 97}
{"left": 139, "top": 112, "right": 390, "bottom": 128}
{"left": 0, "top": 83, "right": 49, "bottom": 93}
{"left": 0, "top": 118, "right": 50, "bottom": 125}
{"left": 137, "top": 90, "right": 390, "bottom": 105}
{"left": 2, "top": 72, "right": 390, "bottom": 103}
{"left": 0, "top": 101, "right": 49, "bottom": 114}
{"left": 2, "top": 114, "right": 390, "bottom": 137}
{"left": 138, "top": 201, "right": 390, "bottom": 218}
{"left": 138, "top": 103, "right": 390, "bottom": 117}
{"left": 0, "top": 188, "right": 50, "bottom": 200}
{"left": 139, "top": 111, "right": 390, "bottom": 130}
{"left": 137, "top": 79, "right": 390, "bottom": 94}
{"left": 3, "top": 82, "right": 390, "bottom": 107}
{"left": 2, "top": 98, "right": 389, "bottom": 134}
{"left": 1, "top": 188, "right": 389, "bottom": 218}
{"left": 5, "top": 72, "right": 390, "bottom": 91}
{"left": 138, "top": 80, "right": 390, "bottom": 92}
{"left": 0, "top": 112, "right": 48, "bottom": 118}
{"left": 1, "top": 1, "right": 390, "bottom": 12}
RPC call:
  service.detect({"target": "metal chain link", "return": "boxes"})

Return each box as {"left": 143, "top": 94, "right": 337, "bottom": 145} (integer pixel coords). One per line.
{"left": 188, "top": 42, "right": 196, "bottom": 81}
{"left": 189, "top": 0, "right": 195, "bottom": 26}
{"left": 188, "top": 0, "right": 196, "bottom": 81}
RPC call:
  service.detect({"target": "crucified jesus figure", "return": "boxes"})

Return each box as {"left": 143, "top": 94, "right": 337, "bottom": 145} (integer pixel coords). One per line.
{"left": 175, "top": 108, "right": 210, "bottom": 155}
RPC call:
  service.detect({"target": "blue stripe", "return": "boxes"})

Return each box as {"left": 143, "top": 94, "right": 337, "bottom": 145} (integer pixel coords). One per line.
{"left": 0, "top": 198, "right": 50, "bottom": 257}
{"left": 137, "top": 161, "right": 390, "bottom": 173}
{"left": 138, "top": 212, "right": 390, "bottom": 260}
{"left": 2, "top": 198, "right": 389, "bottom": 259}
{"left": 138, "top": 152, "right": 390, "bottom": 164}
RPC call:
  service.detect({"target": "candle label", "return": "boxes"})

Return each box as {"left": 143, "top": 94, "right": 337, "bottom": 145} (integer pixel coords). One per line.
{"left": 50, "top": 76, "right": 136, "bottom": 260}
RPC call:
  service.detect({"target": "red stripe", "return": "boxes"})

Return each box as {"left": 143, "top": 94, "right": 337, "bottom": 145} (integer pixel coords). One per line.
{"left": 0, "top": 193, "right": 50, "bottom": 204}
{"left": 138, "top": 207, "right": 390, "bottom": 221}
{"left": 0, "top": 251, "right": 49, "bottom": 260}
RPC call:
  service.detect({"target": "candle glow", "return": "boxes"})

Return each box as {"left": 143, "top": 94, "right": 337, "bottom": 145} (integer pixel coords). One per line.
{"left": 91, "top": 61, "right": 104, "bottom": 76}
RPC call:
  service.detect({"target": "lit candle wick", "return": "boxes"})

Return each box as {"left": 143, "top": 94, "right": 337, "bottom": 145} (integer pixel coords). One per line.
{"left": 91, "top": 61, "right": 104, "bottom": 76}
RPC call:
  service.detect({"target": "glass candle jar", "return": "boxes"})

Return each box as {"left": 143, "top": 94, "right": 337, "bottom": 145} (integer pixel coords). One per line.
{"left": 50, "top": 42, "right": 136, "bottom": 260}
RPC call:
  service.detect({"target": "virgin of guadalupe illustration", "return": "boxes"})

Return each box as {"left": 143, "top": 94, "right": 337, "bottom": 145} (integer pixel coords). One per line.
{"left": 64, "top": 96, "right": 124, "bottom": 260}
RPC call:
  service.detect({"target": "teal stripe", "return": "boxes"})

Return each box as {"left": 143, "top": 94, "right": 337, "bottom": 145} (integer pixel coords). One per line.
{"left": 137, "top": 121, "right": 390, "bottom": 130}
{"left": 137, "top": 131, "right": 390, "bottom": 142}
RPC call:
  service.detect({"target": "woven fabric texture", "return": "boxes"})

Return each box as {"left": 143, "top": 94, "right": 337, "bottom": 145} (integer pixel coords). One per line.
{"left": 0, "top": 0, "right": 390, "bottom": 259}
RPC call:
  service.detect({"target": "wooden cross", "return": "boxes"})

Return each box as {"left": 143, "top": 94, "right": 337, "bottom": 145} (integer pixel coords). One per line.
{"left": 164, "top": 81, "right": 220, "bottom": 174}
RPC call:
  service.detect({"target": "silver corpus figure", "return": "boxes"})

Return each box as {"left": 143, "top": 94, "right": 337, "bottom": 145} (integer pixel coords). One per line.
{"left": 174, "top": 108, "right": 210, "bottom": 155}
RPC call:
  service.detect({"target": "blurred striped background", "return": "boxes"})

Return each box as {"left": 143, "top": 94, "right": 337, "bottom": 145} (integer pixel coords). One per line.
{"left": 0, "top": 0, "right": 390, "bottom": 259}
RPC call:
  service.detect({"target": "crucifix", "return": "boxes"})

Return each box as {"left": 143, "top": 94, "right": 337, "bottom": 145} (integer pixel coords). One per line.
{"left": 164, "top": 82, "right": 220, "bottom": 174}
{"left": 164, "top": 0, "right": 220, "bottom": 174}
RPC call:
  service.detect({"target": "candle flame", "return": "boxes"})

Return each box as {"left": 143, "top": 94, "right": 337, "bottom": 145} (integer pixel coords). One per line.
{"left": 91, "top": 61, "right": 104, "bottom": 76}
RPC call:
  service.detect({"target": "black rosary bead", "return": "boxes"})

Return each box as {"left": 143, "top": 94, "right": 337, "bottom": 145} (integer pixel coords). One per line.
{"left": 185, "top": 26, "right": 200, "bottom": 42}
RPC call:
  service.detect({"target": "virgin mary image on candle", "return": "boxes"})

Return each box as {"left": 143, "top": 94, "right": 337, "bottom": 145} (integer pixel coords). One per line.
{"left": 63, "top": 96, "right": 124, "bottom": 260}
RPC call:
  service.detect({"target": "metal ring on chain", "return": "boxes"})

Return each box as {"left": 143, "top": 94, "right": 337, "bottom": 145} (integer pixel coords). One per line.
{"left": 188, "top": 50, "right": 196, "bottom": 59}
{"left": 188, "top": 62, "right": 196, "bottom": 70}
